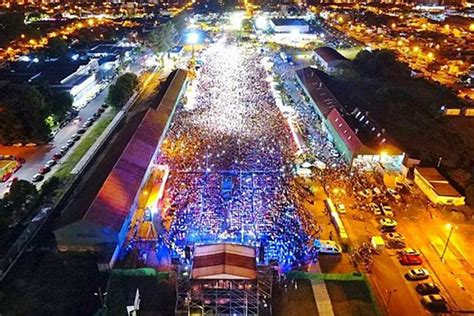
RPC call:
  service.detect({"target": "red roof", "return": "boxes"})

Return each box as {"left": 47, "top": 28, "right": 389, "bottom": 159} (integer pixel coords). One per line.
{"left": 82, "top": 109, "right": 164, "bottom": 232}
{"left": 327, "top": 108, "right": 364, "bottom": 153}
{"left": 296, "top": 67, "right": 340, "bottom": 117}
{"left": 192, "top": 244, "right": 257, "bottom": 280}
{"left": 82, "top": 69, "right": 187, "bottom": 232}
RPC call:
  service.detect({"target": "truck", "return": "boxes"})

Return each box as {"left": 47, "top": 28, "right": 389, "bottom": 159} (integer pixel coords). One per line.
{"left": 371, "top": 236, "right": 385, "bottom": 253}
{"left": 313, "top": 240, "right": 342, "bottom": 255}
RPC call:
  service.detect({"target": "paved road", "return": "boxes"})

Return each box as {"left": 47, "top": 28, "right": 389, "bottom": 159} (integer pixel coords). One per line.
{"left": 0, "top": 54, "right": 147, "bottom": 193}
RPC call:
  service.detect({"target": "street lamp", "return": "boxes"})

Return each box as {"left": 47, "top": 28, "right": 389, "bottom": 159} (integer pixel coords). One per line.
{"left": 186, "top": 31, "right": 199, "bottom": 58}
{"left": 386, "top": 288, "right": 397, "bottom": 312}
{"left": 441, "top": 223, "right": 457, "bottom": 262}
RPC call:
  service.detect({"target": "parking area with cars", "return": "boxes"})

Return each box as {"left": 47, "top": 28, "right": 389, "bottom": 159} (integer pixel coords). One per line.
{"left": 31, "top": 103, "right": 110, "bottom": 183}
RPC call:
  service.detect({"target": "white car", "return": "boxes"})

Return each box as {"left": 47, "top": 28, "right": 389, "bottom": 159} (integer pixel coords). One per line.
{"left": 380, "top": 218, "right": 397, "bottom": 227}
{"left": 385, "top": 232, "right": 405, "bottom": 242}
{"left": 45, "top": 160, "right": 56, "bottom": 168}
{"left": 387, "top": 188, "right": 401, "bottom": 201}
{"left": 380, "top": 204, "right": 394, "bottom": 217}
{"left": 370, "top": 203, "right": 382, "bottom": 215}
{"left": 337, "top": 203, "right": 346, "bottom": 214}
{"left": 407, "top": 268, "right": 430, "bottom": 280}
{"left": 400, "top": 248, "right": 420, "bottom": 257}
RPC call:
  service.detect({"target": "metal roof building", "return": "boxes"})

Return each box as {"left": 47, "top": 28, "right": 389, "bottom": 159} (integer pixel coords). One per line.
{"left": 54, "top": 69, "right": 188, "bottom": 269}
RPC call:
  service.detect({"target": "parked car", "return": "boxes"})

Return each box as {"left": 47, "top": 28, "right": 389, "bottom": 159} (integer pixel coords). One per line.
{"left": 38, "top": 166, "right": 51, "bottom": 175}
{"left": 82, "top": 121, "right": 92, "bottom": 128}
{"left": 406, "top": 268, "right": 430, "bottom": 280}
{"left": 52, "top": 153, "right": 63, "bottom": 160}
{"left": 66, "top": 140, "right": 75, "bottom": 147}
{"left": 101, "top": 103, "right": 109, "bottom": 109}
{"left": 380, "top": 204, "right": 394, "bottom": 217}
{"left": 71, "top": 134, "right": 81, "bottom": 141}
{"left": 77, "top": 128, "right": 87, "bottom": 134}
{"left": 32, "top": 174, "right": 44, "bottom": 182}
{"left": 388, "top": 239, "right": 406, "bottom": 249}
{"left": 380, "top": 218, "right": 397, "bottom": 232}
{"left": 369, "top": 203, "right": 381, "bottom": 216}
{"left": 373, "top": 187, "right": 382, "bottom": 196}
{"left": 387, "top": 188, "right": 402, "bottom": 201}
{"left": 45, "top": 160, "right": 56, "bottom": 168}
{"left": 399, "top": 248, "right": 420, "bottom": 257}
{"left": 386, "top": 232, "right": 405, "bottom": 242}
{"left": 72, "top": 116, "right": 81, "bottom": 124}
{"left": 415, "top": 283, "right": 440, "bottom": 295}
{"left": 400, "top": 254, "right": 422, "bottom": 265}
{"left": 336, "top": 203, "right": 346, "bottom": 214}
{"left": 421, "top": 294, "right": 448, "bottom": 312}
{"left": 98, "top": 107, "right": 106, "bottom": 113}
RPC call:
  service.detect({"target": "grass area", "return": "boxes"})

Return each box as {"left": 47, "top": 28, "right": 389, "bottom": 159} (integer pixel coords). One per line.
{"left": 337, "top": 47, "right": 363, "bottom": 60}
{"left": 326, "top": 280, "right": 379, "bottom": 316}
{"left": 54, "top": 112, "right": 115, "bottom": 180}
{"left": 105, "top": 269, "right": 175, "bottom": 316}
{"left": 273, "top": 278, "right": 318, "bottom": 316}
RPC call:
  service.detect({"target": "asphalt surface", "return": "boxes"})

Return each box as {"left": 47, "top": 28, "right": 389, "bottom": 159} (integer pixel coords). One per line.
{"left": 0, "top": 55, "right": 147, "bottom": 193}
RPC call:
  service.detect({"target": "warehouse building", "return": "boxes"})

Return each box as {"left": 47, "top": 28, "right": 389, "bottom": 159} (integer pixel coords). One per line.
{"left": 313, "top": 47, "right": 347, "bottom": 72}
{"left": 54, "top": 69, "right": 188, "bottom": 270}
{"left": 269, "top": 18, "right": 309, "bottom": 33}
{"left": 414, "top": 168, "right": 465, "bottom": 206}
{"left": 295, "top": 67, "right": 405, "bottom": 175}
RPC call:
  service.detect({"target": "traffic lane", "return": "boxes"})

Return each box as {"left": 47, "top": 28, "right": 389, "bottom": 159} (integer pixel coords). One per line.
{"left": 400, "top": 217, "right": 474, "bottom": 312}
{"left": 337, "top": 198, "right": 428, "bottom": 316}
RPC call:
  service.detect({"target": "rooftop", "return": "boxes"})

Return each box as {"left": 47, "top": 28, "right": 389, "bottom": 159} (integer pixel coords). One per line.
{"left": 192, "top": 244, "right": 257, "bottom": 280}
{"left": 416, "top": 167, "right": 463, "bottom": 198}
{"left": 271, "top": 18, "right": 308, "bottom": 27}
{"left": 81, "top": 69, "right": 187, "bottom": 232}
{"left": 314, "top": 47, "right": 347, "bottom": 64}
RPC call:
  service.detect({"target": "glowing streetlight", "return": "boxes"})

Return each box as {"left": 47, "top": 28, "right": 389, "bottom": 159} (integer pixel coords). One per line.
{"left": 187, "top": 31, "right": 199, "bottom": 57}
{"left": 255, "top": 16, "right": 267, "bottom": 30}
{"left": 230, "top": 12, "right": 244, "bottom": 29}
{"left": 441, "top": 223, "right": 457, "bottom": 262}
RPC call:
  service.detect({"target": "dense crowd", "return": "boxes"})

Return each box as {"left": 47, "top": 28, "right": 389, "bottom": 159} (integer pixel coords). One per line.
{"left": 156, "top": 40, "right": 314, "bottom": 266}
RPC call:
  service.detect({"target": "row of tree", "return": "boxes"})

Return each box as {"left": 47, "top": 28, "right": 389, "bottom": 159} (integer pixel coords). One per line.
{"left": 147, "top": 13, "right": 188, "bottom": 55}
{"left": 0, "top": 85, "right": 73, "bottom": 144}
{"left": 106, "top": 73, "right": 139, "bottom": 109}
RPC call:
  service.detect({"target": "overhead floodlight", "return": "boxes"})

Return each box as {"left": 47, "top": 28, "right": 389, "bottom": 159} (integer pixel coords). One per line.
{"left": 255, "top": 16, "right": 267, "bottom": 30}
{"left": 187, "top": 31, "right": 199, "bottom": 45}
{"left": 231, "top": 12, "right": 244, "bottom": 29}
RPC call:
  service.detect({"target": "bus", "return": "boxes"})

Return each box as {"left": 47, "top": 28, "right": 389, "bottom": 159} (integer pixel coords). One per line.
{"left": 325, "top": 198, "right": 349, "bottom": 245}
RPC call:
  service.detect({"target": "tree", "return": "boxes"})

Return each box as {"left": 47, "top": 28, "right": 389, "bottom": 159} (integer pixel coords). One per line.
{"left": 0, "top": 85, "right": 51, "bottom": 144}
{"left": 107, "top": 73, "right": 139, "bottom": 109}
{"left": 46, "top": 37, "right": 69, "bottom": 59}
{"left": 39, "top": 85, "right": 73, "bottom": 122}
{"left": 465, "top": 184, "right": 474, "bottom": 207}
{"left": 7, "top": 180, "right": 38, "bottom": 210}
{"left": 148, "top": 22, "right": 177, "bottom": 54}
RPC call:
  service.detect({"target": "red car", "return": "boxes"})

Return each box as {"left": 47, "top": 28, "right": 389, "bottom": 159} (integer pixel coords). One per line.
{"left": 400, "top": 254, "right": 422, "bottom": 265}
{"left": 52, "top": 153, "right": 63, "bottom": 160}
{"left": 39, "top": 166, "right": 51, "bottom": 175}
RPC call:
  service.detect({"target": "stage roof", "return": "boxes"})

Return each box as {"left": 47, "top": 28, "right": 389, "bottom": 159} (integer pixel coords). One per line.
{"left": 192, "top": 244, "right": 257, "bottom": 280}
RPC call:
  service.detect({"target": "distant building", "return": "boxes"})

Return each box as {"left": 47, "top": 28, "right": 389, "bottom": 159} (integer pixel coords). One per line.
{"left": 414, "top": 168, "right": 465, "bottom": 206}
{"left": 268, "top": 18, "right": 309, "bottom": 33}
{"left": 295, "top": 67, "right": 405, "bottom": 175}
{"left": 313, "top": 47, "right": 347, "bottom": 73}
{"left": 54, "top": 69, "right": 188, "bottom": 270}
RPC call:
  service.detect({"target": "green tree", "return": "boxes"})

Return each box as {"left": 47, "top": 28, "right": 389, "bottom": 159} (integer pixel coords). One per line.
{"left": 46, "top": 37, "right": 69, "bottom": 59}
{"left": 148, "top": 22, "right": 177, "bottom": 54}
{"left": 107, "top": 73, "right": 139, "bottom": 109}
{"left": 0, "top": 85, "right": 51, "bottom": 144}
{"left": 465, "top": 184, "right": 474, "bottom": 208}
{"left": 7, "top": 180, "right": 38, "bottom": 210}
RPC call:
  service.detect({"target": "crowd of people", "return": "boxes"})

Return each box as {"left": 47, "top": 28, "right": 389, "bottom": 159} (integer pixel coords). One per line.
{"left": 156, "top": 40, "right": 314, "bottom": 267}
